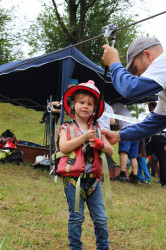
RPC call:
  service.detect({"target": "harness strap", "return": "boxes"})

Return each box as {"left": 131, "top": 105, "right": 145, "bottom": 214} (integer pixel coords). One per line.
{"left": 95, "top": 124, "right": 101, "bottom": 140}
{"left": 69, "top": 125, "right": 75, "bottom": 139}
{"left": 56, "top": 150, "right": 76, "bottom": 159}
{"left": 86, "top": 179, "right": 99, "bottom": 197}
{"left": 64, "top": 177, "right": 99, "bottom": 212}
{"left": 67, "top": 177, "right": 87, "bottom": 201}
{"left": 100, "top": 152, "right": 113, "bottom": 209}
{"left": 75, "top": 176, "right": 81, "bottom": 212}
{"left": 56, "top": 148, "right": 76, "bottom": 173}
{"left": 97, "top": 124, "right": 113, "bottom": 208}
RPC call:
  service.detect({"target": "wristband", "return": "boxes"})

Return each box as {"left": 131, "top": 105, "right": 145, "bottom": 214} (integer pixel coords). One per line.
{"left": 94, "top": 138, "right": 104, "bottom": 150}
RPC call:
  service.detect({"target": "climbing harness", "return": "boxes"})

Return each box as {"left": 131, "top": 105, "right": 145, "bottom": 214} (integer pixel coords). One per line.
{"left": 63, "top": 176, "right": 100, "bottom": 201}
{"left": 55, "top": 120, "right": 111, "bottom": 212}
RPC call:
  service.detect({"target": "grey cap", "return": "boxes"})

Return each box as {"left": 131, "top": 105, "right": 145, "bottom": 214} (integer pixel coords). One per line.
{"left": 126, "top": 37, "right": 161, "bottom": 72}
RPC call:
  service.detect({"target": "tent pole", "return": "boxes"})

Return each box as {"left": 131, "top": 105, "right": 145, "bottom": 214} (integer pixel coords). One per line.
{"left": 49, "top": 96, "right": 53, "bottom": 181}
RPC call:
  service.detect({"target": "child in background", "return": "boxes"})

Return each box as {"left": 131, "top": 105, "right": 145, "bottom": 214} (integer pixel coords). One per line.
{"left": 56, "top": 80, "right": 113, "bottom": 249}
{"left": 137, "top": 138, "right": 151, "bottom": 184}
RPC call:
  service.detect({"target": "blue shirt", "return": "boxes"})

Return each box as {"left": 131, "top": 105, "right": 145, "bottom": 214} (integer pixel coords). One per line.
{"left": 109, "top": 62, "right": 166, "bottom": 141}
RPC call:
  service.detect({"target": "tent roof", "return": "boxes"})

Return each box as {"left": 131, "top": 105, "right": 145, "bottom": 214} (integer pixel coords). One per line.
{"left": 0, "top": 46, "right": 157, "bottom": 111}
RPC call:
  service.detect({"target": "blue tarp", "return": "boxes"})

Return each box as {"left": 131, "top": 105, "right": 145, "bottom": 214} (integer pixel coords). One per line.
{"left": 0, "top": 46, "right": 157, "bottom": 112}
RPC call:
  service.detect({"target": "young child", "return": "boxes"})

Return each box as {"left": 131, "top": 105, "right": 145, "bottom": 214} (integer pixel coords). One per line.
{"left": 56, "top": 80, "right": 113, "bottom": 249}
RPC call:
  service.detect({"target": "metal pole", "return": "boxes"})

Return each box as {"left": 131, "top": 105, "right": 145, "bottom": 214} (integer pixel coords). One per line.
{"left": 49, "top": 96, "right": 53, "bottom": 181}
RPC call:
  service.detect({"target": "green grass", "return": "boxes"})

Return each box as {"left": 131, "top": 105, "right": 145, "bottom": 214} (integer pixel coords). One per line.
{"left": 0, "top": 103, "right": 45, "bottom": 145}
{"left": 0, "top": 164, "right": 166, "bottom": 249}
{"left": 0, "top": 103, "right": 166, "bottom": 249}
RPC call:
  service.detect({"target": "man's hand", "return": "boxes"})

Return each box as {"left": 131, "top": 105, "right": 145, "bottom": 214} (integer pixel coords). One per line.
{"left": 102, "top": 44, "right": 121, "bottom": 67}
{"left": 102, "top": 130, "right": 121, "bottom": 145}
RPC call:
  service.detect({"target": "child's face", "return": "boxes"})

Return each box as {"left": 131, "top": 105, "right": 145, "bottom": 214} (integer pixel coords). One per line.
{"left": 74, "top": 94, "right": 95, "bottom": 120}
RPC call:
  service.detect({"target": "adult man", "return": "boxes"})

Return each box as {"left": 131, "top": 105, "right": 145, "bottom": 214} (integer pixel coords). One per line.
{"left": 102, "top": 37, "right": 166, "bottom": 188}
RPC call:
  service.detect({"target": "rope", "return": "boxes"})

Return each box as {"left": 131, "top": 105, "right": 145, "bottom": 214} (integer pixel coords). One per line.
{"left": 0, "top": 11, "right": 166, "bottom": 74}
{"left": 115, "top": 11, "right": 166, "bottom": 33}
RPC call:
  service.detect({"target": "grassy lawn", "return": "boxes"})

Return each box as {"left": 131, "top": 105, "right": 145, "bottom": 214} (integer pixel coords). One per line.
{"left": 0, "top": 164, "right": 166, "bottom": 249}
{"left": 0, "top": 103, "right": 166, "bottom": 249}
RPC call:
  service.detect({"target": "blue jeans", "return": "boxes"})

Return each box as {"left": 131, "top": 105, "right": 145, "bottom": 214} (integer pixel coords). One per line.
{"left": 137, "top": 158, "right": 150, "bottom": 182}
{"left": 64, "top": 178, "right": 109, "bottom": 250}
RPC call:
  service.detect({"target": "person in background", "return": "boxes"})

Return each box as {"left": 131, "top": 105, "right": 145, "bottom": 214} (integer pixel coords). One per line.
{"left": 111, "top": 103, "right": 139, "bottom": 184}
{"left": 52, "top": 77, "right": 79, "bottom": 114}
{"left": 97, "top": 102, "right": 117, "bottom": 173}
{"left": 146, "top": 101, "right": 160, "bottom": 181}
{"left": 102, "top": 37, "right": 166, "bottom": 188}
{"left": 148, "top": 101, "right": 157, "bottom": 113}
{"left": 137, "top": 138, "right": 151, "bottom": 184}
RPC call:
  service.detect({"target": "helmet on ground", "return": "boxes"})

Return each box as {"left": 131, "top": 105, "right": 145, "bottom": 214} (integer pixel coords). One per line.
{"left": 3, "top": 141, "right": 16, "bottom": 150}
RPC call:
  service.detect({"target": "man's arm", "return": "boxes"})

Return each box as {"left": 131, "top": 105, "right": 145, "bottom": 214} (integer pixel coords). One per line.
{"left": 102, "top": 44, "right": 163, "bottom": 99}
{"left": 119, "top": 112, "right": 166, "bottom": 141}
{"left": 103, "top": 112, "right": 166, "bottom": 143}
{"left": 110, "top": 63, "right": 162, "bottom": 99}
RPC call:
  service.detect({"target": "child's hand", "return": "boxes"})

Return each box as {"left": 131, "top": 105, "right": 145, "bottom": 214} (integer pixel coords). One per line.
{"left": 88, "top": 138, "right": 95, "bottom": 147}
{"left": 89, "top": 138, "right": 104, "bottom": 149}
{"left": 85, "top": 128, "right": 96, "bottom": 140}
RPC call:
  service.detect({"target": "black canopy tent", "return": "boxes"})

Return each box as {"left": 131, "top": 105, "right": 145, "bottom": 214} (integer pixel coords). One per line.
{"left": 0, "top": 46, "right": 157, "bottom": 113}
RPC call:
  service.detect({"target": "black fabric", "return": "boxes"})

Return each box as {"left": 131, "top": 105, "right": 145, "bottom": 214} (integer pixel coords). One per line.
{"left": 0, "top": 129, "right": 15, "bottom": 138}
{"left": 0, "top": 149, "right": 23, "bottom": 165}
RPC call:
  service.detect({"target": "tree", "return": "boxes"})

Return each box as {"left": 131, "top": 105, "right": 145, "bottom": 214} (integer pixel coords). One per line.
{"left": 0, "top": 7, "right": 23, "bottom": 65}
{"left": 25, "top": 0, "right": 142, "bottom": 65}
{"left": 127, "top": 103, "right": 147, "bottom": 118}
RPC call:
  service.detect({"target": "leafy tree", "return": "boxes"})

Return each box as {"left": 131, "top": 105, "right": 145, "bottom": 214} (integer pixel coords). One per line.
{"left": 0, "top": 7, "right": 23, "bottom": 65}
{"left": 25, "top": 0, "right": 142, "bottom": 65}
{"left": 127, "top": 103, "right": 147, "bottom": 118}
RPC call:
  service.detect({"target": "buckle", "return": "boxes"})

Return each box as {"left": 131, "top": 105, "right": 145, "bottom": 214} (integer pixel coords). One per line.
{"left": 81, "top": 173, "right": 88, "bottom": 178}
{"left": 67, "top": 158, "right": 76, "bottom": 165}
{"left": 81, "top": 173, "right": 94, "bottom": 179}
